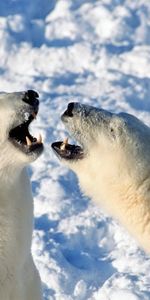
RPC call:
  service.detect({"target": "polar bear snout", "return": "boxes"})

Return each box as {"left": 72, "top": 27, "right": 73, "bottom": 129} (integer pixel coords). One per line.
{"left": 61, "top": 102, "right": 85, "bottom": 121}
{"left": 62, "top": 102, "right": 107, "bottom": 123}
{"left": 22, "top": 90, "right": 39, "bottom": 108}
{"left": 63, "top": 102, "right": 74, "bottom": 117}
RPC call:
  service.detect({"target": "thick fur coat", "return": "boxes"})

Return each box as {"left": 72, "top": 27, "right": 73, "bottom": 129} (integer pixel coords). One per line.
{"left": 0, "top": 90, "right": 43, "bottom": 300}
{"left": 53, "top": 103, "right": 150, "bottom": 254}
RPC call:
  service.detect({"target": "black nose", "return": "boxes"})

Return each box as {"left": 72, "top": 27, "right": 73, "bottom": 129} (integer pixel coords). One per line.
{"left": 23, "top": 90, "right": 39, "bottom": 107}
{"left": 64, "top": 102, "right": 74, "bottom": 117}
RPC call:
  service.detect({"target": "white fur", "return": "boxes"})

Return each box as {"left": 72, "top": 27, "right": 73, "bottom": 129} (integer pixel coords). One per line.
{"left": 62, "top": 104, "right": 150, "bottom": 253}
{"left": 0, "top": 92, "right": 42, "bottom": 299}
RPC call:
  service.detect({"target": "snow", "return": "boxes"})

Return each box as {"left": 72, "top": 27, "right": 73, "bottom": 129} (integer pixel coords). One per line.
{"left": 0, "top": 0, "right": 150, "bottom": 299}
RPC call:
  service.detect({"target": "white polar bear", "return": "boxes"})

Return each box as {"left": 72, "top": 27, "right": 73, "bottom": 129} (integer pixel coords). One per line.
{"left": 0, "top": 90, "right": 43, "bottom": 300}
{"left": 52, "top": 102, "right": 150, "bottom": 254}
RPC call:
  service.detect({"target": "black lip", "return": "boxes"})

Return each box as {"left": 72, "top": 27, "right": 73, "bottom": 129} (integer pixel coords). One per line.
{"left": 51, "top": 141, "right": 84, "bottom": 160}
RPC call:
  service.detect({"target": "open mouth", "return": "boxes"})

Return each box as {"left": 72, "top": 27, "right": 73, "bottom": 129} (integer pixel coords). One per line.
{"left": 9, "top": 111, "right": 43, "bottom": 155}
{"left": 51, "top": 102, "right": 84, "bottom": 161}
{"left": 51, "top": 138, "right": 84, "bottom": 160}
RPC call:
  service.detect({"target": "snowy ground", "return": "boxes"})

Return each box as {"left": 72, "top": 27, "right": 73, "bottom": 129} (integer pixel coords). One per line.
{"left": 0, "top": 0, "right": 150, "bottom": 299}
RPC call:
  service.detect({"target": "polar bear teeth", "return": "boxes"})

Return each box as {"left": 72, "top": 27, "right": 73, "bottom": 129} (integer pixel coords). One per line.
{"left": 60, "top": 138, "right": 68, "bottom": 150}
{"left": 26, "top": 136, "right": 32, "bottom": 146}
{"left": 9, "top": 109, "right": 44, "bottom": 155}
{"left": 26, "top": 134, "right": 42, "bottom": 146}
{"left": 51, "top": 140, "right": 84, "bottom": 160}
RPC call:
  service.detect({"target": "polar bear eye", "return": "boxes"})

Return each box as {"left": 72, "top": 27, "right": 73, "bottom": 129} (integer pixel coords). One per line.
{"left": 110, "top": 127, "right": 115, "bottom": 135}
{"left": 109, "top": 127, "right": 116, "bottom": 139}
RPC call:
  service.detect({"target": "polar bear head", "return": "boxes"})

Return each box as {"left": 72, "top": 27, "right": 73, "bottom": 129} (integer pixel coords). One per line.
{"left": 52, "top": 102, "right": 150, "bottom": 213}
{"left": 0, "top": 90, "right": 43, "bottom": 171}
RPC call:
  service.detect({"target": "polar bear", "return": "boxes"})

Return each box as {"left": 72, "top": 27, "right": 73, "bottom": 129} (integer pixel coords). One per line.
{"left": 52, "top": 102, "right": 150, "bottom": 254}
{"left": 0, "top": 90, "right": 43, "bottom": 300}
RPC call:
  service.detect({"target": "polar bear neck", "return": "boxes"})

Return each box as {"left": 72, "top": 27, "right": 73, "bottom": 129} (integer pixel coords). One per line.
{"left": 72, "top": 153, "right": 150, "bottom": 253}
{"left": 0, "top": 167, "right": 33, "bottom": 260}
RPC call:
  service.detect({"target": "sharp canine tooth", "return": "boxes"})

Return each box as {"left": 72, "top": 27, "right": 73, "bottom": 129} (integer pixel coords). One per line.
{"left": 64, "top": 138, "right": 68, "bottom": 144}
{"left": 26, "top": 136, "right": 32, "bottom": 146}
{"left": 60, "top": 138, "right": 68, "bottom": 150}
{"left": 37, "top": 134, "right": 42, "bottom": 144}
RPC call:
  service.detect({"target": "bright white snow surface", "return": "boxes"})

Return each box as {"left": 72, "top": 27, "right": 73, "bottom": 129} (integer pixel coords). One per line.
{"left": 1, "top": 0, "right": 150, "bottom": 299}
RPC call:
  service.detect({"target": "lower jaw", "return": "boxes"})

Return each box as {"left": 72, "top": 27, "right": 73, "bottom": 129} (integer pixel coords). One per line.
{"left": 9, "top": 139, "right": 44, "bottom": 157}
{"left": 51, "top": 141, "right": 84, "bottom": 160}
